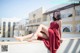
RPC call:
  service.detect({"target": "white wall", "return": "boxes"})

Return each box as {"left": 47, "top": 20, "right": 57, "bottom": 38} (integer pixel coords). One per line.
{"left": 0, "top": 38, "right": 80, "bottom": 53}
{"left": 0, "top": 41, "right": 49, "bottom": 53}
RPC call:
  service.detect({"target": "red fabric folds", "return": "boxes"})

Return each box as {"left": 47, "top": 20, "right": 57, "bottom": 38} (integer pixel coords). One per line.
{"left": 37, "top": 22, "right": 61, "bottom": 53}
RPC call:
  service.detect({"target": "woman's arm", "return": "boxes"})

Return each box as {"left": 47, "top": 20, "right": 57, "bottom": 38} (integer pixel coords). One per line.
{"left": 58, "top": 20, "right": 63, "bottom": 43}
{"left": 58, "top": 20, "right": 62, "bottom": 37}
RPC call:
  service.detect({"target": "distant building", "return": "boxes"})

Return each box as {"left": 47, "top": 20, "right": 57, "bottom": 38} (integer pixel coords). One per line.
{"left": 15, "top": 21, "right": 26, "bottom": 36}
{"left": 27, "top": 7, "right": 45, "bottom": 33}
{"left": 0, "top": 18, "right": 21, "bottom": 41}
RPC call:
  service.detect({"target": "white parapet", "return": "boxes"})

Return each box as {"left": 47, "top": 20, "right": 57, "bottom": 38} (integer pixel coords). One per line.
{"left": 0, "top": 38, "right": 80, "bottom": 53}
{"left": 0, "top": 41, "right": 50, "bottom": 53}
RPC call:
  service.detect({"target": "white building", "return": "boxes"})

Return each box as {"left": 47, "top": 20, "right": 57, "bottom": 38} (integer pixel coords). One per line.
{"left": 15, "top": 19, "right": 27, "bottom": 36}
{"left": 0, "top": 18, "right": 21, "bottom": 41}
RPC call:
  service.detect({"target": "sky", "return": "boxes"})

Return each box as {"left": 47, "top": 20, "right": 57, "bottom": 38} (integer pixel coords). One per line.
{"left": 0, "top": 0, "right": 76, "bottom": 19}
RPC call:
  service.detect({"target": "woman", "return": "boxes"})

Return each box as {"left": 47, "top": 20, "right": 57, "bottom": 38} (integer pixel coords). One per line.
{"left": 14, "top": 11, "right": 62, "bottom": 53}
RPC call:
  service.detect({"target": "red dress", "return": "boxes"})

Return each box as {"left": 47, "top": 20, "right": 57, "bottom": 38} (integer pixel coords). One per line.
{"left": 37, "top": 22, "right": 61, "bottom": 53}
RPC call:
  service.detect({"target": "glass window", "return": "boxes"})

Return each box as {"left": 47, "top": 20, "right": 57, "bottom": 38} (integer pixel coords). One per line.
{"left": 77, "top": 24, "right": 80, "bottom": 32}
{"left": 29, "top": 20, "right": 32, "bottom": 23}
{"left": 63, "top": 27, "right": 70, "bottom": 32}
{"left": 37, "top": 18, "right": 41, "bottom": 22}
{"left": 29, "top": 20, "right": 31, "bottom": 23}
{"left": 76, "top": 10, "right": 80, "bottom": 16}
{"left": 61, "top": 14, "right": 65, "bottom": 18}
{"left": 13, "top": 22, "right": 16, "bottom": 37}
{"left": 43, "top": 17, "right": 47, "bottom": 21}
{"left": 33, "top": 19, "right": 35, "bottom": 23}
{"left": 2, "top": 22, "right": 6, "bottom": 37}
{"left": 33, "top": 14, "right": 36, "bottom": 18}
{"left": 8, "top": 22, "right": 11, "bottom": 38}
{"left": 31, "top": 20, "right": 32, "bottom": 23}
{"left": 33, "top": 19, "right": 36, "bottom": 23}
{"left": 68, "top": 14, "right": 73, "bottom": 17}
{"left": 61, "top": 14, "right": 68, "bottom": 18}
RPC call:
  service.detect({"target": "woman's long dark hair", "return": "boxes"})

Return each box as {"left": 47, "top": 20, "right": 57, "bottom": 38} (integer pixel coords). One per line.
{"left": 52, "top": 11, "right": 61, "bottom": 21}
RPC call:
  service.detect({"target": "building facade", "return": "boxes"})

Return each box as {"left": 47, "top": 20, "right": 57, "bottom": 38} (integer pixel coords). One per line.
{"left": 27, "top": 3, "right": 80, "bottom": 38}
{"left": 44, "top": 3, "right": 80, "bottom": 38}
{"left": 27, "top": 7, "right": 45, "bottom": 33}
{"left": 0, "top": 18, "right": 21, "bottom": 41}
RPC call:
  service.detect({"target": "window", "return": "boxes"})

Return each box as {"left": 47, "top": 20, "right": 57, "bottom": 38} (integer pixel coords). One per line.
{"left": 29, "top": 20, "right": 32, "bottom": 23}
{"left": 61, "top": 14, "right": 69, "bottom": 18}
{"left": 43, "top": 17, "right": 47, "bottom": 21}
{"left": 8, "top": 22, "right": 11, "bottom": 38}
{"left": 33, "top": 19, "right": 35, "bottom": 23}
{"left": 49, "top": 13, "right": 53, "bottom": 21}
{"left": 61, "top": 14, "right": 65, "bottom": 18}
{"left": 68, "top": 14, "right": 73, "bottom": 17}
{"left": 76, "top": 10, "right": 80, "bottom": 16}
{"left": 2, "top": 22, "right": 6, "bottom": 37}
{"left": 62, "top": 26, "right": 72, "bottom": 32}
{"left": 61, "top": 13, "right": 73, "bottom": 18}
{"left": 33, "top": 14, "right": 36, "bottom": 18}
{"left": 76, "top": 24, "right": 80, "bottom": 32}
{"left": 63, "top": 27, "right": 70, "bottom": 32}
{"left": 33, "top": 19, "right": 36, "bottom": 23}
{"left": 13, "top": 22, "right": 16, "bottom": 37}
{"left": 37, "top": 18, "right": 41, "bottom": 22}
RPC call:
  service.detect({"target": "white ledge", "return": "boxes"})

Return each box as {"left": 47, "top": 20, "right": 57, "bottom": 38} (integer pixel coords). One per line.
{"left": 0, "top": 40, "right": 44, "bottom": 45}
{"left": 0, "top": 39, "right": 80, "bottom": 53}
{"left": 0, "top": 41, "right": 49, "bottom": 53}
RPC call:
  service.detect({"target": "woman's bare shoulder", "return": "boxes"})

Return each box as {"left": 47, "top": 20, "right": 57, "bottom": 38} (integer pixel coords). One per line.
{"left": 58, "top": 20, "right": 62, "bottom": 23}
{"left": 57, "top": 20, "right": 62, "bottom": 25}
{"left": 59, "top": 20, "right": 62, "bottom": 22}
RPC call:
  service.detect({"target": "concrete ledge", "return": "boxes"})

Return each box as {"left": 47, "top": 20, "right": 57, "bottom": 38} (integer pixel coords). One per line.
{"left": 0, "top": 40, "right": 42, "bottom": 45}
{"left": 0, "top": 38, "right": 80, "bottom": 53}
{"left": 0, "top": 41, "right": 49, "bottom": 53}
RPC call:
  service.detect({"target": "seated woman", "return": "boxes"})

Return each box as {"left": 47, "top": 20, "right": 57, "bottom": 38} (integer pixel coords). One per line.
{"left": 14, "top": 10, "right": 62, "bottom": 53}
